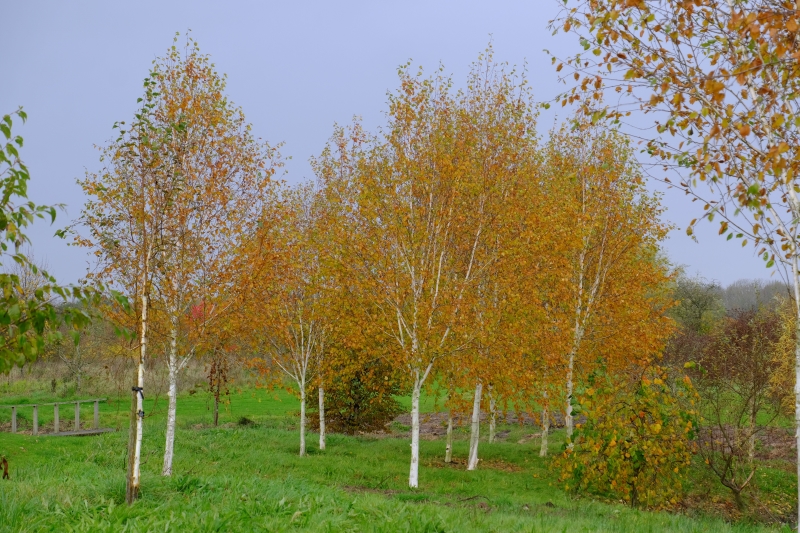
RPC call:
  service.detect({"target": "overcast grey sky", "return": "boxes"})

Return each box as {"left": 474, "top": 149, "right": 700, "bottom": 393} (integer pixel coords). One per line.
{"left": 3, "top": 0, "right": 774, "bottom": 286}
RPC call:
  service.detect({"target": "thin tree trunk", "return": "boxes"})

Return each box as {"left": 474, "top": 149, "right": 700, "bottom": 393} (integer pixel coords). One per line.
{"left": 793, "top": 290, "right": 800, "bottom": 533}
{"left": 162, "top": 319, "right": 179, "bottom": 476}
{"left": 409, "top": 378, "right": 422, "bottom": 488}
{"left": 540, "top": 404, "right": 550, "bottom": 458}
{"left": 214, "top": 393, "right": 219, "bottom": 426}
{"left": 467, "top": 381, "right": 483, "bottom": 471}
{"left": 445, "top": 410, "right": 453, "bottom": 463}
{"left": 318, "top": 386, "right": 326, "bottom": 451}
{"left": 488, "top": 386, "right": 496, "bottom": 444}
{"left": 126, "top": 291, "right": 148, "bottom": 504}
{"left": 299, "top": 386, "right": 307, "bottom": 457}
{"left": 75, "top": 346, "right": 82, "bottom": 393}
{"left": 748, "top": 402, "right": 756, "bottom": 464}
{"left": 565, "top": 350, "right": 576, "bottom": 445}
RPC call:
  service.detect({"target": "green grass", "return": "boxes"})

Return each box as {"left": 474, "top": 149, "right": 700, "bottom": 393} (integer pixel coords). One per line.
{"left": 0, "top": 389, "right": 793, "bottom": 532}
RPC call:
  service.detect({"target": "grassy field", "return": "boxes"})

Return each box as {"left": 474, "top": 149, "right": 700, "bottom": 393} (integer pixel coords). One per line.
{"left": 0, "top": 388, "right": 794, "bottom": 532}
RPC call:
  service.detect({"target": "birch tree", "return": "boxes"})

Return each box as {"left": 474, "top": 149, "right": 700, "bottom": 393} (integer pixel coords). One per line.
{"left": 249, "top": 184, "right": 327, "bottom": 457}
{"left": 316, "top": 51, "right": 537, "bottom": 487}
{"left": 543, "top": 125, "right": 673, "bottom": 442}
{"left": 78, "top": 73, "right": 175, "bottom": 503}
{"left": 79, "top": 35, "right": 281, "bottom": 488}
{"left": 150, "top": 36, "right": 280, "bottom": 477}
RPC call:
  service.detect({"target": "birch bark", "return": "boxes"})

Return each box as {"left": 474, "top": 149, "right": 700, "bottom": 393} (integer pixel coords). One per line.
{"left": 488, "top": 387, "right": 496, "bottom": 444}
{"left": 540, "top": 405, "right": 549, "bottom": 457}
{"left": 318, "top": 386, "right": 326, "bottom": 451}
{"left": 299, "top": 384, "right": 307, "bottom": 457}
{"left": 409, "top": 377, "right": 422, "bottom": 487}
{"left": 126, "top": 289, "right": 148, "bottom": 504}
{"left": 444, "top": 411, "right": 453, "bottom": 463}
{"left": 467, "top": 381, "right": 483, "bottom": 471}
{"left": 162, "top": 315, "right": 179, "bottom": 476}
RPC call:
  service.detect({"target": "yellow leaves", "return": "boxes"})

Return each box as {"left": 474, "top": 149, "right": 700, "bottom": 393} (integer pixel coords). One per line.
{"left": 703, "top": 79, "right": 725, "bottom": 95}
{"left": 650, "top": 423, "right": 662, "bottom": 434}
{"left": 738, "top": 123, "right": 751, "bottom": 137}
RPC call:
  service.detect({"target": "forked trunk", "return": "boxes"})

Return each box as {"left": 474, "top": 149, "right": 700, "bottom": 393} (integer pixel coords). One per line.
{"left": 299, "top": 386, "right": 307, "bottom": 457}
{"left": 162, "top": 318, "right": 179, "bottom": 476}
{"left": 318, "top": 386, "right": 326, "bottom": 451}
{"left": 444, "top": 410, "right": 453, "bottom": 463}
{"left": 409, "top": 379, "right": 422, "bottom": 488}
{"left": 126, "top": 291, "right": 148, "bottom": 504}
{"left": 467, "top": 381, "right": 482, "bottom": 471}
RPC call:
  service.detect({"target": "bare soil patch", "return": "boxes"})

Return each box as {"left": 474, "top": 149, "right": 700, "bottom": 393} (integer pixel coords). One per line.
{"left": 387, "top": 410, "right": 565, "bottom": 439}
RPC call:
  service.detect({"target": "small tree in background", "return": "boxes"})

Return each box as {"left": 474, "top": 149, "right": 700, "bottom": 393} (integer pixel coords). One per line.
{"left": 249, "top": 184, "right": 328, "bottom": 457}
{"left": 693, "top": 306, "right": 786, "bottom": 510}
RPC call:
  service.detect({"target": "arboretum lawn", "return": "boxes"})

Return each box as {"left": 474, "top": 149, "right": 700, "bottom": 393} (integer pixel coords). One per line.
{"left": 0, "top": 387, "right": 794, "bottom": 532}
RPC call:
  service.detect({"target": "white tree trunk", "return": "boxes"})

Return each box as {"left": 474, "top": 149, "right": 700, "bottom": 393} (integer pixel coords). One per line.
{"left": 318, "top": 386, "right": 326, "bottom": 451}
{"left": 162, "top": 319, "right": 179, "bottom": 476}
{"left": 409, "top": 378, "right": 422, "bottom": 488}
{"left": 299, "top": 386, "right": 307, "bottom": 457}
{"left": 126, "top": 291, "right": 148, "bottom": 504}
{"left": 467, "top": 381, "right": 483, "bottom": 471}
{"left": 488, "top": 387, "right": 496, "bottom": 444}
{"left": 565, "top": 350, "right": 575, "bottom": 445}
{"left": 540, "top": 405, "right": 549, "bottom": 457}
{"left": 445, "top": 410, "right": 453, "bottom": 463}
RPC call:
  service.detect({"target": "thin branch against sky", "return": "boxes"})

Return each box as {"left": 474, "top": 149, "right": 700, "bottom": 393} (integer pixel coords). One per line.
{"left": 2, "top": 0, "right": 770, "bottom": 285}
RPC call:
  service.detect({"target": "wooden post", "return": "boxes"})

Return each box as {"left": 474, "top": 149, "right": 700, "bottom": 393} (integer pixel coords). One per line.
{"left": 94, "top": 401, "right": 99, "bottom": 429}
{"left": 74, "top": 402, "right": 80, "bottom": 431}
{"left": 54, "top": 404, "right": 60, "bottom": 433}
{"left": 32, "top": 405, "right": 38, "bottom": 435}
{"left": 10, "top": 406, "right": 16, "bottom": 433}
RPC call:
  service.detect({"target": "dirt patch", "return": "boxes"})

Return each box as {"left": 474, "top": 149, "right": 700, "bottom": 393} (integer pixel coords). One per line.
{"left": 387, "top": 410, "right": 565, "bottom": 440}
{"left": 756, "top": 426, "right": 796, "bottom": 463}
{"left": 698, "top": 426, "right": 796, "bottom": 463}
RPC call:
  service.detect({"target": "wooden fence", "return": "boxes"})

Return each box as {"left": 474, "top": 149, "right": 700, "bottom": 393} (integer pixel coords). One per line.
{"left": 0, "top": 398, "right": 114, "bottom": 436}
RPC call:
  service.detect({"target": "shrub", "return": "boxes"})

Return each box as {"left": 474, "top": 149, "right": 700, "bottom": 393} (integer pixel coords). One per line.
{"left": 557, "top": 365, "right": 698, "bottom": 509}
{"left": 309, "top": 358, "right": 403, "bottom": 434}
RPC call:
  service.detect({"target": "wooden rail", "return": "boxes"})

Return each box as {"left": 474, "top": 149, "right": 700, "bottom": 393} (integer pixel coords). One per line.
{"left": 0, "top": 399, "right": 114, "bottom": 436}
